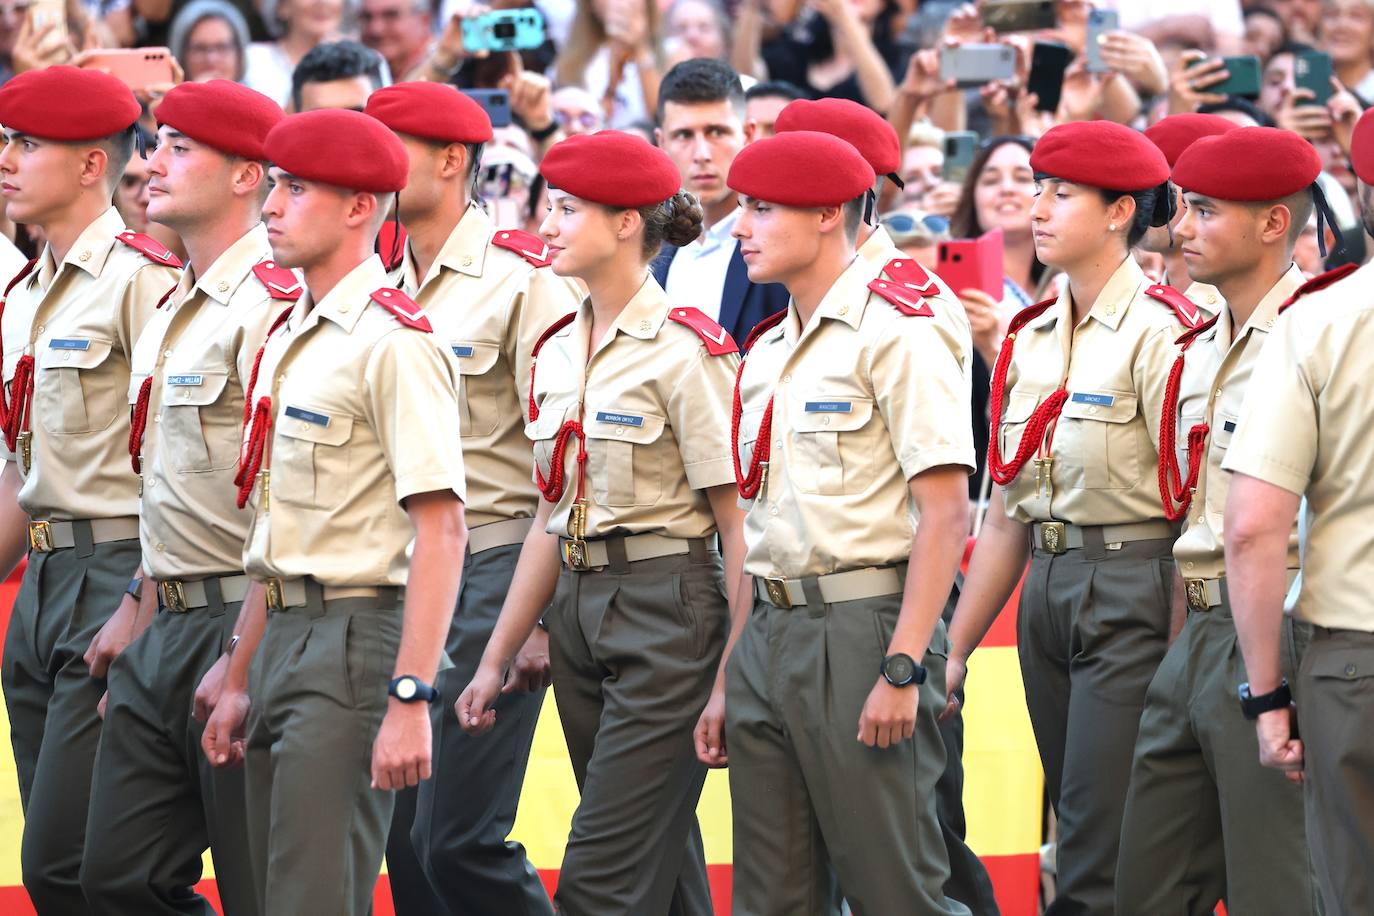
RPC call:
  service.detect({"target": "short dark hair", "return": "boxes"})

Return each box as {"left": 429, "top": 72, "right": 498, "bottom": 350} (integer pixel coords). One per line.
{"left": 291, "top": 40, "right": 386, "bottom": 111}
{"left": 656, "top": 58, "right": 744, "bottom": 125}
{"left": 100, "top": 124, "right": 138, "bottom": 188}
{"left": 1197, "top": 96, "right": 1275, "bottom": 128}
{"left": 745, "top": 80, "right": 807, "bottom": 104}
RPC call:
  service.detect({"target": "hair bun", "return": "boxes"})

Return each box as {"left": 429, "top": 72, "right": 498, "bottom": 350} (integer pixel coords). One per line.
{"left": 1149, "top": 180, "right": 1175, "bottom": 228}
{"left": 662, "top": 190, "right": 705, "bottom": 248}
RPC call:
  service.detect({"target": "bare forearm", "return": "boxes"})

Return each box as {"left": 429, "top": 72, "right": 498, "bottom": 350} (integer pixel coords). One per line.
{"left": 928, "top": 89, "right": 966, "bottom": 134}
{"left": 1227, "top": 531, "right": 1291, "bottom": 694}
{"left": 948, "top": 494, "right": 1028, "bottom": 661}
{"left": 890, "top": 500, "right": 966, "bottom": 659}
{"left": 396, "top": 499, "right": 466, "bottom": 681}
{"left": 834, "top": 19, "right": 895, "bottom": 112}
{"left": 0, "top": 462, "right": 30, "bottom": 579}
{"left": 731, "top": 0, "right": 766, "bottom": 78}
{"left": 481, "top": 525, "right": 561, "bottom": 670}
{"left": 223, "top": 584, "right": 268, "bottom": 691}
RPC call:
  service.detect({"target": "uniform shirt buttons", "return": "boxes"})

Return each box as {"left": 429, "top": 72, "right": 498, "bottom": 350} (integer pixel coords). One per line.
{"left": 147, "top": 478, "right": 157, "bottom": 487}
{"left": 615, "top": 427, "right": 625, "bottom": 436}
{"left": 339, "top": 305, "right": 350, "bottom": 313}
{"left": 153, "top": 414, "right": 161, "bottom": 422}
{"left": 164, "top": 349, "right": 173, "bottom": 358}
{"left": 1196, "top": 517, "right": 1204, "bottom": 525}
{"left": 1346, "top": 664, "right": 1358, "bottom": 677}
{"left": 35, "top": 325, "right": 43, "bottom": 334}
{"left": 769, "top": 506, "right": 779, "bottom": 516}
{"left": 781, "top": 374, "right": 790, "bottom": 383}
{"left": 1185, "top": 562, "right": 1194, "bottom": 570}
{"left": 61, "top": 353, "right": 70, "bottom": 362}
{"left": 1088, "top": 406, "right": 1098, "bottom": 414}
{"left": 155, "top": 543, "right": 165, "bottom": 552}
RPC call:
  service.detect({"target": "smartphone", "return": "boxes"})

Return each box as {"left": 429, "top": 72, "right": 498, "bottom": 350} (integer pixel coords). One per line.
{"left": 1085, "top": 8, "right": 1119, "bottom": 73}
{"left": 1028, "top": 41, "right": 1072, "bottom": 112}
{"left": 1295, "top": 49, "right": 1334, "bottom": 106}
{"left": 26, "top": 0, "right": 67, "bottom": 50}
{"left": 982, "top": 0, "right": 1056, "bottom": 34}
{"left": 944, "top": 131, "right": 978, "bottom": 185}
{"left": 78, "top": 47, "right": 176, "bottom": 90}
{"left": 463, "top": 88, "right": 512, "bottom": 128}
{"left": 1210, "top": 55, "right": 1262, "bottom": 100}
{"left": 938, "top": 227, "right": 1005, "bottom": 299}
{"left": 461, "top": 8, "right": 546, "bottom": 54}
{"left": 939, "top": 44, "right": 1017, "bottom": 88}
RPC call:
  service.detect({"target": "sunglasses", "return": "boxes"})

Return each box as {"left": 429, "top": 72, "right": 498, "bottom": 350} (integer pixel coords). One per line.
{"left": 881, "top": 212, "right": 950, "bottom": 235}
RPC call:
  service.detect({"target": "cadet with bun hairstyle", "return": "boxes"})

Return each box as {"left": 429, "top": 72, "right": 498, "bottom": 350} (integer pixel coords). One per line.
{"left": 456, "top": 131, "right": 747, "bottom": 916}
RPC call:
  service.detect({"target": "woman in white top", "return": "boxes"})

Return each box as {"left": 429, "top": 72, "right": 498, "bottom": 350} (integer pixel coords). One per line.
{"left": 244, "top": 0, "right": 350, "bottom": 106}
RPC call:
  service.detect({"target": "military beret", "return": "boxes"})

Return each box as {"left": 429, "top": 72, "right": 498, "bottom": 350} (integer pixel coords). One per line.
{"left": 774, "top": 97, "right": 899, "bottom": 178}
{"left": 0, "top": 66, "right": 139, "bottom": 142}
{"left": 264, "top": 109, "right": 408, "bottom": 193}
{"left": 157, "top": 80, "right": 283, "bottom": 162}
{"left": 364, "top": 82, "right": 494, "bottom": 145}
{"left": 1143, "top": 113, "right": 1237, "bottom": 167}
{"left": 727, "top": 130, "right": 874, "bottom": 207}
{"left": 1173, "top": 127, "right": 1321, "bottom": 201}
{"left": 1030, "top": 121, "right": 1169, "bottom": 192}
{"left": 541, "top": 131, "right": 680, "bottom": 208}
{"left": 1351, "top": 106, "right": 1374, "bottom": 185}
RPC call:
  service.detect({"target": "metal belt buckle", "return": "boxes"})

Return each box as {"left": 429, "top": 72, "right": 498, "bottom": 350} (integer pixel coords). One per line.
{"left": 764, "top": 577, "right": 791, "bottom": 607}
{"left": 563, "top": 539, "right": 590, "bottom": 571}
{"left": 27, "top": 520, "right": 52, "bottom": 553}
{"left": 1039, "top": 522, "right": 1067, "bottom": 555}
{"left": 264, "top": 578, "right": 285, "bottom": 611}
{"left": 159, "top": 580, "right": 188, "bottom": 613}
{"left": 1185, "top": 578, "right": 1209, "bottom": 612}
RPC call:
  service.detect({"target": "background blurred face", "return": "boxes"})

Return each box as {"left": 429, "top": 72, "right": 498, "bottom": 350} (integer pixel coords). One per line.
{"left": 974, "top": 142, "right": 1035, "bottom": 240}
{"left": 657, "top": 99, "right": 744, "bottom": 211}
{"left": 1273, "top": 0, "right": 1323, "bottom": 36}
{"left": 900, "top": 143, "right": 942, "bottom": 203}
{"left": 1322, "top": 0, "right": 1374, "bottom": 66}
{"left": 183, "top": 16, "right": 241, "bottom": 81}
{"left": 145, "top": 127, "right": 238, "bottom": 230}
{"left": 553, "top": 87, "right": 603, "bottom": 136}
{"left": 115, "top": 154, "right": 151, "bottom": 233}
{"left": 1261, "top": 51, "right": 1297, "bottom": 114}
{"left": 732, "top": 197, "right": 824, "bottom": 285}
{"left": 298, "top": 76, "right": 374, "bottom": 111}
{"left": 1243, "top": 11, "right": 1285, "bottom": 62}
{"left": 539, "top": 190, "right": 621, "bottom": 278}
{"left": 282, "top": 0, "right": 344, "bottom": 38}
{"left": 360, "top": 0, "right": 430, "bottom": 70}
{"left": 262, "top": 167, "right": 352, "bottom": 269}
{"left": 0, "top": 0, "right": 27, "bottom": 56}
{"left": 1172, "top": 192, "right": 1268, "bottom": 286}
{"left": 1029, "top": 179, "right": 1121, "bottom": 270}
{"left": 0, "top": 132, "right": 92, "bottom": 226}
{"left": 667, "top": 0, "right": 725, "bottom": 59}
{"left": 744, "top": 94, "right": 788, "bottom": 140}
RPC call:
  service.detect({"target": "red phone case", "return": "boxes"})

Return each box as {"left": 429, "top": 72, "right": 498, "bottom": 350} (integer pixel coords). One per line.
{"left": 937, "top": 227, "right": 1005, "bottom": 300}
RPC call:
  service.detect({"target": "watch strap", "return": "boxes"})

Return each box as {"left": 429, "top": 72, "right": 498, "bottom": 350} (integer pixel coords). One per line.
{"left": 1238, "top": 679, "right": 1292, "bottom": 720}
{"left": 126, "top": 575, "right": 144, "bottom": 600}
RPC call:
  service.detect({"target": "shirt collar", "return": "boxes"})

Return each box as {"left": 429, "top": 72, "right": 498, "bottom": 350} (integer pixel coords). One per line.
{"left": 1061, "top": 256, "right": 1145, "bottom": 332}
{"left": 303, "top": 255, "right": 388, "bottom": 334}
{"left": 183, "top": 223, "right": 272, "bottom": 306}
{"left": 1213, "top": 262, "right": 1306, "bottom": 353}
{"left": 430, "top": 203, "right": 492, "bottom": 284}
{"left": 787, "top": 253, "right": 869, "bottom": 341}
{"left": 610, "top": 274, "right": 670, "bottom": 340}
{"left": 856, "top": 224, "right": 895, "bottom": 265}
{"left": 48, "top": 207, "right": 126, "bottom": 280}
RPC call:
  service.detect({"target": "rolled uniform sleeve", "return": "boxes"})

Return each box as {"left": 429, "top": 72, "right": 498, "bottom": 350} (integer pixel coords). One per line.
{"left": 118, "top": 264, "right": 178, "bottom": 362}
{"left": 666, "top": 347, "right": 739, "bottom": 490}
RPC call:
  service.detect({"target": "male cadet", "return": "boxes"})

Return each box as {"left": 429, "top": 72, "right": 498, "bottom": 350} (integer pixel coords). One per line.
{"left": 198, "top": 109, "right": 467, "bottom": 916}
{"left": 0, "top": 67, "right": 181, "bottom": 912}
{"left": 651, "top": 59, "right": 788, "bottom": 346}
{"left": 771, "top": 95, "right": 993, "bottom": 916}
{"left": 80, "top": 80, "right": 288, "bottom": 916}
{"left": 1223, "top": 107, "right": 1374, "bottom": 915}
{"left": 724, "top": 130, "right": 974, "bottom": 916}
{"left": 1115, "top": 126, "right": 1326, "bottom": 916}
{"left": 363, "top": 80, "right": 579, "bottom": 916}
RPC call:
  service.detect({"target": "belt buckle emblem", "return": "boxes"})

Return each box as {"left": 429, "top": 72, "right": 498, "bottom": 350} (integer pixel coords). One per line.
{"left": 27, "top": 520, "right": 52, "bottom": 553}
{"left": 159, "top": 580, "right": 188, "bottom": 613}
{"left": 764, "top": 577, "right": 790, "bottom": 607}
{"left": 1040, "top": 522, "right": 1066, "bottom": 555}
{"left": 1185, "top": 579, "right": 1208, "bottom": 611}
{"left": 563, "top": 539, "right": 590, "bottom": 571}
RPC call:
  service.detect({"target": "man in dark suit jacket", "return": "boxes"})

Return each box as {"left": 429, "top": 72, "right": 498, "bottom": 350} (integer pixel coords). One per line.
{"left": 650, "top": 242, "right": 790, "bottom": 346}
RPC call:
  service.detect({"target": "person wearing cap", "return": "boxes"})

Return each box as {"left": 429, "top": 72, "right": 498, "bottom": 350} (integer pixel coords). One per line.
{"left": 0, "top": 66, "right": 182, "bottom": 912}
{"left": 1113, "top": 126, "right": 1326, "bottom": 916}
{"left": 725, "top": 129, "right": 973, "bottom": 916}
{"left": 197, "top": 109, "right": 467, "bottom": 916}
{"left": 1221, "top": 107, "right": 1374, "bottom": 915}
{"left": 76, "top": 79, "right": 287, "bottom": 916}
{"left": 363, "top": 80, "right": 579, "bottom": 916}
{"left": 771, "top": 93, "right": 995, "bottom": 916}
{"left": 455, "top": 130, "right": 743, "bottom": 916}
{"left": 943, "top": 120, "right": 1199, "bottom": 916}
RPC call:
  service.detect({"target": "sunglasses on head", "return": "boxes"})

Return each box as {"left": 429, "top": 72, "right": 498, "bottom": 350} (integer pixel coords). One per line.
{"left": 881, "top": 213, "right": 950, "bottom": 235}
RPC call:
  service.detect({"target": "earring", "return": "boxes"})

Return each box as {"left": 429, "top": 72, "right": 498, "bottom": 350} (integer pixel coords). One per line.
{"left": 1109, "top": 223, "right": 1117, "bottom": 231}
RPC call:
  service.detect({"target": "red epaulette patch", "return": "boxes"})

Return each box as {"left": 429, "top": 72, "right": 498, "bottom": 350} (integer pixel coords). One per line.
{"left": 881, "top": 257, "right": 938, "bottom": 296}
{"left": 116, "top": 231, "right": 182, "bottom": 269}
{"left": 1007, "top": 296, "right": 1058, "bottom": 337}
{"left": 742, "top": 309, "right": 786, "bottom": 352}
{"left": 667, "top": 307, "right": 738, "bottom": 356}
{"left": 1175, "top": 313, "right": 1220, "bottom": 347}
{"left": 251, "top": 260, "right": 303, "bottom": 300}
{"left": 492, "top": 229, "right": 554, "bottom": 268}
{"left": 1279, "top": 262, "right": 1359, "bottom": 314}
{"left": 1145, "top": 283, "right": 1205, "bottom": 329}
{"left": 369, "top": 287, "right": 432, "bottom": 332}
{"left": 868, "top": 278, "right": 934, "bottom": 317}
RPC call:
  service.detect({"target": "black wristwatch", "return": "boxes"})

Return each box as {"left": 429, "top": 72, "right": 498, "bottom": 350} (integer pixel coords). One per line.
{"left": 880, "top": 653, "right": 927, "bottom": 688}
{"left": 1238, "top": 679, "right": 1292, "bottom": 720}
{"left": 388, "top": 675, "right": 439, "bottom": 704}
{"left": 125, "top": 575, "right": 144, "bottom": 601}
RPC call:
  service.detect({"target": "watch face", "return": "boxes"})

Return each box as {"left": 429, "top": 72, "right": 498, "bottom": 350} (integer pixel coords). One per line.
{"left": 885, "top": 655, "right": 915, "bottom": 685}
{"left": 396, "top": 677, "right": 417, "bottom": 700}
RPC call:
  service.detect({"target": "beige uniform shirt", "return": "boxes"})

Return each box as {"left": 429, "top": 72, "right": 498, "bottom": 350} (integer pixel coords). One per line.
{"left": 242, "top": 255, "right": 466, "bottom": 587}
{"left": 999, "top": 256, "right": 1187, "bottom": 526}
{"left": 1172, "top": 264, "right": 1304, "bottom": 581}
{"left": 858, "top": 224, "right": 975, "bottom": 371}
{"left": 1223, "top": 261, "right": 1374, "bottom": 632}
{"left": 737, "top": 253, "right": 975, "bottom": 579}
{"left": 0, "top": 207, "right": 179, "bottom": 520}
{"left": 132, "top": 225, "right": 296, "bottom": 579}
{"left": 527, "top": 276, "right": 737, "bottom": 540}
{"left": 392, "top": 204, "right": 582, "bottom": 528}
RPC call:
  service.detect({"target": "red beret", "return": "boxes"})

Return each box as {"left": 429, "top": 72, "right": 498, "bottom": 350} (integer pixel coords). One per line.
{"left": 1143, "top": 113, "right": 1237, "bottom": 167}
{"left": 773, "top": 97, "right": 899, "bottom": 177}
{"left": 728, "top": 130, "right": 875, "bottom": 207}
{"left": 365, "top": 82, "right": 494, "bottom": 145}
{"left": 157, "top": 80, "right": 283, "bottom": 162}
{"left": 541, "top": 131, "right": 680, "bottom": 207}
{"left": 264, "top": 109, "right": 408, "bottom": 193}
{"left": 1352, "top": 107, "right": 1374, "bottom": 185}
{"left": 0, "top": 65, "right": 139, "bottom": 141}
{"left": 1030, "top": 121, "right": 1169, "bottom": 192}
{"left": 1173, "top": 127, "right": 1321, "bottom": 201}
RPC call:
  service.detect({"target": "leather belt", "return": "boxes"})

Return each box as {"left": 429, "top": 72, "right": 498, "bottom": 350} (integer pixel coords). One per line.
{"left": 27, "top": 517, "right": 140, "bottom": 554}
{"left": 263, "top": 577, "right": 399, "bottom": 611}
{"left": 156, "top": 573, "right": 253, "bottom": 613}
{"left": 1032, "top": 520, "right": 1175, "bottom": 555}
{"left": 1185, "top": 570, "right": 1300, "bottom": 612}
{"left": 468, "top": 517, "right": 533, "bottom": 554}
{"left": 756, "top": 564, "right": 906, "bottom": 609}
{"left": 560, "top": 533, "right": 701, "bottom": 571}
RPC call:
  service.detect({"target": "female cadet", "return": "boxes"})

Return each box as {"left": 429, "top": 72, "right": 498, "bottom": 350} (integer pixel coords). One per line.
{"left": 942, "top": 121, "right": 1201, "bottom": 916}
{"left": 455, "top": 130, "right": 746, "bottom": 916}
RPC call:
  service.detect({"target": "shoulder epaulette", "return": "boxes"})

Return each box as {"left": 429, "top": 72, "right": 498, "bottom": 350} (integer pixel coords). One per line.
{"left": 1278, "top": 263, "right": 1359, "bottom": 314}
{"left": 868, "top": 277, "right": 934, "bottom": 316}
{"left": 492, "top": 229, "right": 554, "bottom": 268}
{"left": 1174, "top": 313, "right": 1220, "bottom": 347}
{"left": 1006, "top": 297, "right": 1057, "bottom": 337}
{"left": 667, "top": 306, "right": 738, "bottom": 356}
{"left": 532, "top": 312, "right": 576, "bottom": 360}
{"left": 251, "top": 260, "right": 302, "bottom": 300}
{"left": 116, "top": 231, "right": 182, "bottom": 269}
{"left": 1145, "top": 283, "right": 1205, "bottom": 329}
{"left": 369, "top": 287, "right": 431, "bottom": 332}
{"left": 742, "top": 309, "right": 786, "bottom": 352}
{"left": 881, "top": 257, "right": 938, "bottom": 296}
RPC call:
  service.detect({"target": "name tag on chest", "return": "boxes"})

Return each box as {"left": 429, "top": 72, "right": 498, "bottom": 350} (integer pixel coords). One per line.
{"left": 167, "top": 374, "right": 203, "bottom": 387}
{"left": 804, "top": 401, "right": 852, "bottom": 413}
{"left": 284, "top": 405, "right": 330, "bottom": 426}
{"left": 48, "top": 338, "right": 90, "bottom": 350}
{"left": 595, "top": 411, "right": 643, "bottom": 427}
{"left": 1070, "top": 392, "right": 1116, "bottom": 407}
{"left": 451, "top": 345, "right": 475, "bottom": 358}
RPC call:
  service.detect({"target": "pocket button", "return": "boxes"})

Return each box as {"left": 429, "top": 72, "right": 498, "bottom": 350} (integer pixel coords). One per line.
{"left": 1346, "top": 663, "right": 1358, "bottom": 678}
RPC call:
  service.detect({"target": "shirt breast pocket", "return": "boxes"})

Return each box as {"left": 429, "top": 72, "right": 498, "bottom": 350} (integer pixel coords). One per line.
{"left": 449, "top": 341, "right": 501, "bottom": 438}
{"left": 526, "top": 408, "right": 569, "bottom": 486}
{"left": 273, "top": 408, "right": 354, "bottom": 510}
{"left": 789, "top": 397, "right": 874, "bottom": 495}
{"left": 584, "top": 409, "right": 666, "bottom": 506}
{"left": 1211, "top": 410, "right": 1237, "bottom": 452}
{"left": 1060, "top": 391, "right": 1139, "bottom": 489}
{"left": 37, "top": 337, "right": 120, "bottom": 435}
{"left": 162, "top": 371, "right": 233, "bottom": 473}
{"left": 998, "top": 391, "right": 1040, "bottom": 463}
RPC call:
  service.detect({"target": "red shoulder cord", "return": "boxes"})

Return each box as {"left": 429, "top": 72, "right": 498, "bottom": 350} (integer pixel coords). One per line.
{"left": 234, "top": 306, "right": 295, "bottom": 509}
{"left": 127, "top": 284, "right": 182, "bottom": 473}
{"left": 1157, "top": 317, "right": 1220, "bottom": 521}
{"left": 730, "top": 310, "right": 787, "bottom": 499}
{"left": 527, "top": 313, "right": 584, "bottom": 503}
{"left": 0, "top": 259, "right": 37, "bottom": 451}
{"left": 985, "top": 300, "right": 1069, "bottom": 485}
